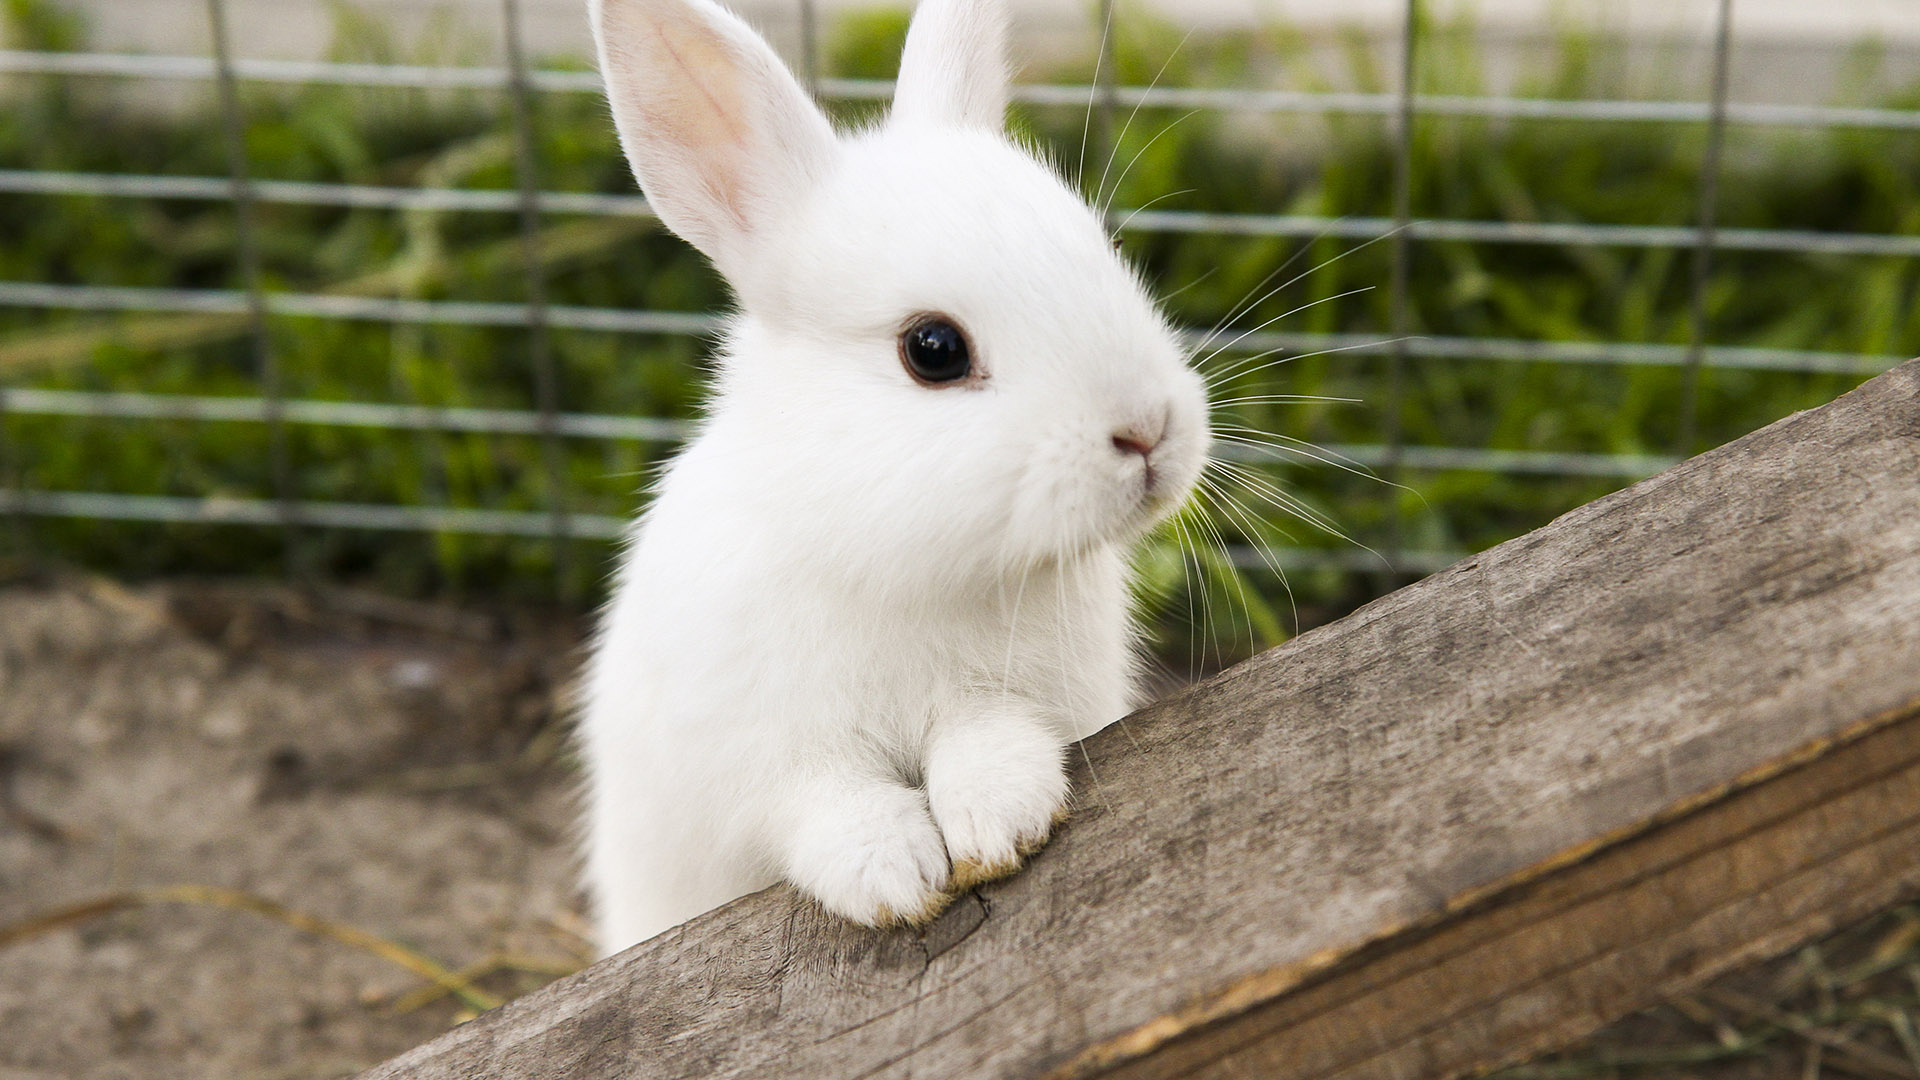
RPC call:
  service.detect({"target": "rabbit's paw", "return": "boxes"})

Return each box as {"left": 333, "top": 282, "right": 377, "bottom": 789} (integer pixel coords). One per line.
{"left": 783, "top": 779, "right": 952, "bottom": 928}
{"left": 926, "top": 713, "right": 1069, "bottom": 891}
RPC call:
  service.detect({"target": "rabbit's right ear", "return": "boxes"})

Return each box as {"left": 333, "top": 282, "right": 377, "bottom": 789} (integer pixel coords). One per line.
{"left": 892, "top": 0, "right": 1009, "bottom": 132}
{"left": 592, "top": 0, "right": 837, "bottom": 279}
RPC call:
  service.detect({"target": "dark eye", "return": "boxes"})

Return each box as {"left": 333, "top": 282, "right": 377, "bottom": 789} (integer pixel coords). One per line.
{"left": 899, "top": 315, "right": 974, "bottom": 386}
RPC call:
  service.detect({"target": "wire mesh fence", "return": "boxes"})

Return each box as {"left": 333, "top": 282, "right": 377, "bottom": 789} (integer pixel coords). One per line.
{"left": 0, "top": 0, "right": 1914, "bottom": 628}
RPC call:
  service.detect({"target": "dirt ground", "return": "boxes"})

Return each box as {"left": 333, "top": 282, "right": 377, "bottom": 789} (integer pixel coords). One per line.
{"left": 2, "top": 575, "right": 1916, "bottom": 1080}
{"left": 0, "top": 576, "right": 589, "bottom": 1080}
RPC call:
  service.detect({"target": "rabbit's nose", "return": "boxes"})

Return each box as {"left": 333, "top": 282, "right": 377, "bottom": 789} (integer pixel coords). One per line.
{"left": 1111, "top": 408, "right": 1169, "bottom": 460}
{"left": 1112, "top": 429, "right": 1159, "bottom": 460}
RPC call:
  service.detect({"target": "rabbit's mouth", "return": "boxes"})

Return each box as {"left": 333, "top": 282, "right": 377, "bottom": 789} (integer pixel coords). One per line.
{"left": 1142, "top": 470, "right": 1180, "bottom": 505}
{"left": 1124, "top": 428, "right": 1203, "bottom": 521}
{"left": 1110, "top": 411, "right": 1189, "bottom": 511}
{"left": 1136, "top": 479, "right": 1187, "bottom": 526}
{"left": 1123, "top": 463, "right": 1195, "bottom": 533}
{"left": 1133, "top": 461, "right": 1176, "bottom": 509}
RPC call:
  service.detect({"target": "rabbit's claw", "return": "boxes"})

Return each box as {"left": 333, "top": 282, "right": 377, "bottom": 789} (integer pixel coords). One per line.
{"left": 926, "top": 713, "right": 1068, "bottom": 893}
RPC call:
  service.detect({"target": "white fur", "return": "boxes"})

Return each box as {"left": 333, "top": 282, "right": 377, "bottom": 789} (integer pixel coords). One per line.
{"left": 581, "top": 0, "right": 1211, "bottom": 955}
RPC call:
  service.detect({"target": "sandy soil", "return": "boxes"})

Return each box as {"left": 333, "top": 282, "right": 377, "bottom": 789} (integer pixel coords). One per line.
{"left": 0, "top": 577, "right": 588, "bottom": 1080}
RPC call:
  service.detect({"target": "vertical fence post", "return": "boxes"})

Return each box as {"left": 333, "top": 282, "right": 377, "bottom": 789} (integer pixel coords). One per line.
{"left": 206, "top": 0, "right": 299, "bottom": 573}
{"left": 1677, "top": 0, "right": 1735, "bottom": 456}
{"left": 0, "top": 386, "right": 26, "bottom": 565}
{"left": 1091, "top": 0, "right": 1119, "bottom": 231}
{"left": 1381, "top": 0, "right": 1420, "bottom": 569}
{"left": 501, "top": 0, "right": 575, "bottom": 602}
{"left": 797, "top": 0, "right": 820, "bottom": 96}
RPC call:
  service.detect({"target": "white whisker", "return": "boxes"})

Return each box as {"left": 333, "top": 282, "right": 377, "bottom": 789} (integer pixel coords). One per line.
{"left": 1191, "top": 215, "right": 1357, "bottom": 357}
{"left": 1190, "top": 223, "right": 1409, "bottom": 362}
{"left": 1209, "top": 393, "right": 1363, "bottom": 407}
{"left": 1211, "top": 460, "right": 1349, "bottom": 538}
{"left": 1054, "top": 552, "right": 1110, "bottom": 808}
{"left": 1199, "top": 479, "right": 1299, "bottom": 636}
{"left": 1209, "top": 428, "right": 1424, "bottom": 498}
{"left": 1190, "top": 484, "right": 1261, "bottom": 655}
{"left": 1209, "top": 460, "right": 1388, "bottom": 565}
{"left": 1205, "top": 336, "right": 1415, "bottom": 390}
{"left": 1195, "top": 286, "right": 1375, "bottom": 370}
{"left": 1173, "top": 506, "right": 1217, "bottom": 671}
{"left": 1075, "top": 0, "right": 1118, "bottom": 192}
{"left": 1164, "top": 511, "right": 1202, "bottom": 679}
{"left": 1155, "top": 265, "right": 1219, "bottom": 308}
{"left": 1101, "top": 110, "right": 1201, "bottom": 219}
{"left": 1001, "top": 568, "right": 1030, "bottom": 695}
{"left": 1210, "top": 428, "right": 1376, "bottom": 473}
{"left": 1094, "top": 27, "right": 1197, "bottom": 213}
{"left": 1113, "top": 187, "right": 1196, "bottom": 237}
{"left": 1198, "top": 468, "right": 1298, "bottom": 547}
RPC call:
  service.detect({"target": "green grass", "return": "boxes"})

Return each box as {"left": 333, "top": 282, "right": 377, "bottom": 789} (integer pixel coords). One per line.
{"left": 1, "top": 1, "right": 1917, "bottom": 667}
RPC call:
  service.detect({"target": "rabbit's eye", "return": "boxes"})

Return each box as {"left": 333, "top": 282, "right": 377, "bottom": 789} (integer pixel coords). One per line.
{"left": 899, "top": 315, "right": 974, "bottom": 386}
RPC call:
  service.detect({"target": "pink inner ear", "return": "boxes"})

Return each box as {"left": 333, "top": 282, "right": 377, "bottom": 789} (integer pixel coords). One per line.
{"left": 608, "top": 9, "right": 762, "bottom": 235}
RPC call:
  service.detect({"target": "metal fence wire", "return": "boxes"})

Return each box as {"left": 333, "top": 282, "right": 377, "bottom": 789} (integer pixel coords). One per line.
{"left": 0, "top": 0, "right": 1913, "bottom": 590}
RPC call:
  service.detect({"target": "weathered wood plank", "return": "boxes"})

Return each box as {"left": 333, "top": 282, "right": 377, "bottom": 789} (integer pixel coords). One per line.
{"left": 1104, "top": 702, "right": 1920, "bottom": 1080}
{"left": 358, "top": 359, "right": 1920, "bottom": 1080}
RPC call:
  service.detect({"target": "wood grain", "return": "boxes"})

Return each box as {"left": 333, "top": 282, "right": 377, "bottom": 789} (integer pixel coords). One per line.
{"left": 358, "top": 358, "right": 1920, "bottom": 1080}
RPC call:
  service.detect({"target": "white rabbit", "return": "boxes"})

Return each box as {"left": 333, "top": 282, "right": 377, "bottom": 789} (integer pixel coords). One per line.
{"left": 580, "top": 0, "right": 1210, "bottom": 955}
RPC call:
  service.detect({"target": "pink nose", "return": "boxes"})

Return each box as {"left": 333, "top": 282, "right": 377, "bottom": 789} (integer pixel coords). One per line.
{"left": 1113, "top": 407, "right": 1170, "bottom": 462}
{"left": 1112, "top": 430, "right": 1159, "bottom": 459}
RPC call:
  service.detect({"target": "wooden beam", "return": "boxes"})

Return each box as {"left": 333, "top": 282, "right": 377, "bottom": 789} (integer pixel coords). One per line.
{"left": 358, "top": 359, "right": 1920, "bottom": 1080}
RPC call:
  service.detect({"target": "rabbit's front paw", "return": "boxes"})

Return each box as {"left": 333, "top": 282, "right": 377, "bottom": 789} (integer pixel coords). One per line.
{"left": 926, "top": 713, "right": 1069, "bottom": 891}
{"left": 782, "top": 779, "right": 952, "bottom": 927}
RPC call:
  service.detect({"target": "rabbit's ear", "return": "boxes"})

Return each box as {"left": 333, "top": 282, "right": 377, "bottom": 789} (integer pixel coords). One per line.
{"left": 593, "top": 0, "right": 836, "bottom": 278}
{"left": 891, "top": 0, "right": 1009, "bottom": 132}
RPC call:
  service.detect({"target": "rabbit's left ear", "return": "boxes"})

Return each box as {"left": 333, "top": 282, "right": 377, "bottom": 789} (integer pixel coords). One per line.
{"left": 891, "top": 0, "right": 1009, "bottom": 131}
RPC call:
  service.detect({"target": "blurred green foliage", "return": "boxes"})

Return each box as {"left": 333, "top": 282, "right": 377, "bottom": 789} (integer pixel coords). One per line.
{"left": 1, "top": 1, "right": 1916, "bottom": 668}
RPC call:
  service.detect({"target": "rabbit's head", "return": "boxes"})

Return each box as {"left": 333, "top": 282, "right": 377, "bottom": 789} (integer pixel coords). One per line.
{"left": 593, "top": 0, "right": 1208, "bottom": 584}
